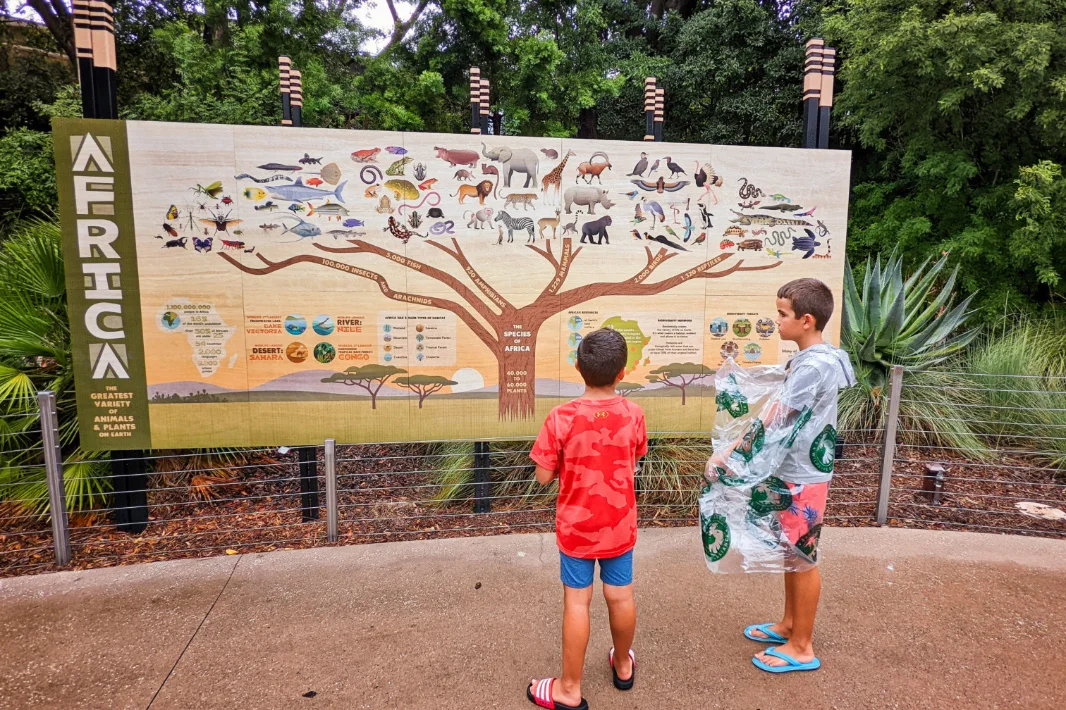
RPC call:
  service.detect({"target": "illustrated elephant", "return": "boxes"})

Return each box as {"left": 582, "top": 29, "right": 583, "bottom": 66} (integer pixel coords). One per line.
{"left": 481, "top": 143, "right": 539, "bottom": 189}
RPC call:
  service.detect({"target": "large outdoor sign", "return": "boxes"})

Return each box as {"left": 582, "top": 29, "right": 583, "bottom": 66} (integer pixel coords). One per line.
{"left": 53, "top": 118, "right": 850, "bottom": 449}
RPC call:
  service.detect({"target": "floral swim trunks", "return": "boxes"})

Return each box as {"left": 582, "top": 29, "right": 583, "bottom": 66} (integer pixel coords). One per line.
{"left": 776, "top": 481, "right": 829, "bottom": 566}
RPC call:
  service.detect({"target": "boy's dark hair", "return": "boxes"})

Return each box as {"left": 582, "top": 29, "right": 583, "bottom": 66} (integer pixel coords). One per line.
{"left": 576, "top": 328, "right": 628, "bottom": 387}
{"left": 777, "top": 278, "right": 834, "bottom": 331}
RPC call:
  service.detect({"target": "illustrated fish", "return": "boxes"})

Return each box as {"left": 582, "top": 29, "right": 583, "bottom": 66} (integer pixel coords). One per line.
{"left": 166, "top": 204, "right": 179, "bottom": 220}
{"left": 317, "top": 163, "right": 342, "bottom": 185}
{"left": 267, "top": 178, "right": 348, "bottom": 204}
{"left": 383, "top": 179, "right": 419, "bottom": 200}
{"left": 385, "top": 157, "right": 413, "bottom": 176}
{"left": 279, "top": 215, "right": 321, "bottom": 241}
{"left": 792, "top": 229, "right": 821, "bottom": 258}
{"left": 299, "top": 153, "right": 322, "bottom": 165}
{"left": 343, "top": 218, "right": 365, "bottom": 228}
{"left": 307, "top": 202, "right": 350, "bottom": 219}
{"left": 260, "top": 223, "right": 279, "bottom": 231}
{"left": 242, "top": 187, "right": 266, "bottom": 201}
{"left": 327, "top": 229, "right": 358, "bottom": 239}
{"left": 258, "top": 163, "right": 302, "bottom": 172}
{"left": 234, "top": 173, "right": 294, "bottom": 183}
{"left": 254, "top": 201, "right": 277, "bottom": 211}
{"left": 287, "top": 203, "right": 305, "bottom": 213}
{"left": 385, "top": 146, "right": 408, "bottom": 155}
{"left": 305, "top": 178, "right": 323, "bottom": 187}
{"left": 763, "top": 203, "right": 799, "bottom": 212}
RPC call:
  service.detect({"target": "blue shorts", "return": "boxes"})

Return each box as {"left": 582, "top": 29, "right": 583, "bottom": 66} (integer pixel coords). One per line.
{"left": 559, "top": 549, "right": 634, "bottom": 589}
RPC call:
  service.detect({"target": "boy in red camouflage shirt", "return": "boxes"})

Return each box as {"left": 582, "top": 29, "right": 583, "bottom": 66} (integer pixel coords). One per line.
{"left": 525, "top": 328, "right": 648, "bottom": 710}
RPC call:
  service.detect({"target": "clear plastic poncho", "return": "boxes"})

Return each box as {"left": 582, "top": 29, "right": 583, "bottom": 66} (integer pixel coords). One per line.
{"left": 699, "top": 351, "right": 854, "bottom": 574}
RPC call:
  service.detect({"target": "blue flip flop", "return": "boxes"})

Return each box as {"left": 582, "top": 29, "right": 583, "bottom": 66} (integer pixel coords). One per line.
{"left": 752, "top": 646, "right": 821, "bottom": 674}
{"left": 743, "top": 623, "right": 787, "bottom": 644}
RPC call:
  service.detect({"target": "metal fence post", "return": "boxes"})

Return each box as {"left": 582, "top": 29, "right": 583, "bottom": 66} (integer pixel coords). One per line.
{"left": 876, "top": 365, "right": 905, "bottom": 525}
{"left": 473, "top": 441, "right": 491, "bottom": 513}
{"left": 298, "top": 445, "right": 320, "bottom": 521}
{"left": 37, "top": 391, "right": 71, "bottom": 566}
{"left": 324, "top": 439, "right": 337, "bottom": 542}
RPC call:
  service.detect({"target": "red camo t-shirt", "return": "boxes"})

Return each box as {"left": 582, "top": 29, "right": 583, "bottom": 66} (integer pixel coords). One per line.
{"left": 530, "top": 396, "right": 648, "bottom": 559}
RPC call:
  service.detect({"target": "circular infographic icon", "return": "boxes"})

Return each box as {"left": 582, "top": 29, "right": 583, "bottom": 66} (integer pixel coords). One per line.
{"left": 568, "top": 332, "right": 583, "bottom": 348}
{"left": 756, "top": 318, "right": 776, "bottom": 337}
{"left": 732, "top": 318, "right": 752, "bottom": 338}
{"left": 161, "top": 311, "right": 181, "bottom": 330}
{"left": 312, "top": 315, "right": 335, "bottom": 336}
{"left": 416, "top": 352, "right": 425, "bottom": 362}
{"left": 285, "top": 342, "right": 308, "bottom": 363}
{"left": 383, "top": 324, "right": 392, "bottom": 333}
{"left": 416, "top": 344, "right": 424, "bottom": 352}
{"left": 384, "top": 344, "right": 392, "bottom": 352}
{"left": 314, "top": 342, "right": 336, "bottom": 364}
{"left": 567, "top": 315, "right": 583, "bottom": 332}
{"left": 383, "top": 334, "right": 392, "bottom": 342}
{"left": 415, "top": 324, "right": 425, "bottom": 333}
{"left": 709, "top": 317, "right": 729, "bottom": 337}
{"left": 285, "top": 315, "right": 307, "bottom": 336}
{"left": 743, "top": 342, "right": 763, "bottom": 361}
{"left": 567, "top": 350, "right": 578, "bottom": 365}
{"left": 415, "top": 333, "right": 425, "bottom": 342}
{"left": 384, "top": 353, "right": 393, "bottom": 362}
{"left": 720, "top": 341, "right": 740, "bottom": 359}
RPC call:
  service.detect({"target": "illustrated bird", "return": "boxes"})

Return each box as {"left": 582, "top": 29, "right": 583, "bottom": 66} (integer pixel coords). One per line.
{"left": 645, "top": 231, "right": 689, "bottom": 251}
{"left": 693, "top": 231, "right": 706, "bottom": 245}
{"left": 628, "top": 152, "right": 649, "bottom": 177}
{"left": 665, "top": 225, "right": 681, "bottom": 240}
{"left": 643, "top": 199, "right": 666, "bottom": 222}
{"left": 633, "top": 203, "right": 646, "bottom": 223}
{"left": 631, "top": 177, "right": 689, "bottom": 193}
{"left": 631, "top": 229, "right": 643, "bottom": 240}
{"left": 623, "top": 189, "right": 639, "bottom": 200}
{"left": 647, "top": 159, "right": 661, "bottom": 175}
{"left": 795, "top": 206, "right": 818, "bottom": 217}
{"left": 664, "top": 156, "right": 686, "bottom": 179}
{"left": 682, "top": 213, "right": 694, "bottom": 242}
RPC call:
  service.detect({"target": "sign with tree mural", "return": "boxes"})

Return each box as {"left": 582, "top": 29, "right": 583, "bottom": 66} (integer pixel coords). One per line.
{"left": 53, "top": 118, "right": 850, "bottom": 449}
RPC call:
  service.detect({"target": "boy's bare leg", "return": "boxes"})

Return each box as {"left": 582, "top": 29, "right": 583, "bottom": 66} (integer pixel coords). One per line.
{"left": 531, "top": 584, "right": 591, "bottom": 705}
{"left": 750, "top": 571, "right": 796, "bottom": 641}
{"left": 603, "top": 583, "right": 636, "bottom": 680}
{"left": 755, "top": 567, "right": 820, "bottom": 665}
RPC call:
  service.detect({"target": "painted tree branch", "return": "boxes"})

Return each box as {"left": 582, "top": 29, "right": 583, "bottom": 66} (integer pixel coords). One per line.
{"left": 313, "top": 239, "right": 502, "bottom": 327}
{"left": 427, "top": 238, "right": 513, "bottom": 313}
{"left": 528, "top": 239, "right": 583, "bottom": 298}
{"left": 218, "top": 250, "right": 499, "bottom": 348}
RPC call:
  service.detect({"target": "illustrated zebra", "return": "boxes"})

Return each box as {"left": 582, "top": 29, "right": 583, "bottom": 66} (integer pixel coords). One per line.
{"left": 493, "top": 210, "right": 536, "bottom": 243}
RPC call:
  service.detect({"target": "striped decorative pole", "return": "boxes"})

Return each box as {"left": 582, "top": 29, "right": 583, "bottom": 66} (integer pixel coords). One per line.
{"left": 279, "top": 56, "right": 292, "bottom": 126}
{"left": 88, "top": 0, "right": 117, "bottom": 119}
{"left": 654, "top": 86, "right": 664, "bottom": 142}
{"left": 803, "top": 38, "right": 824, "bottom": 149}
{"left": 290, "top": 70, "right": 303, "bottom": 127}
{"left": 643, "top": 77, "right": 656, "bottom": 142}
{"left": 479, "top": 78, "right": 490, "bottom": 136}
{"left": 469, "top": 67, "right": 481, "bottom": 134}
{"left": 817, "top": 47, "right": 836, "bottom": 150}
{"left": 73, "top": 0, "right": 96, "bottom": 118}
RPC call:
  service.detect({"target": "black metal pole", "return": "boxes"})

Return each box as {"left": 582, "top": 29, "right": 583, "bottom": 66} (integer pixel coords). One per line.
{"left": 473, "top": 442, "right": 491, "bottom": 514}
{"left": 654, "top": 87, "right": 664, "bottom": 142}
{"left": 817, "top": 47, "right": 836, "bottom": 150}
{"left": 290, "top": 70, "right": 303, "bottom": 127}
{"left": 298, "top": 446, "right": 320, "bottom": 521}
{"left": 73, "top": 0, "right": 97, "bottom": 119}
{"left": 110, "top": 452, "right": 148, "bottom": 533}
{"left": 279, "top": 56, "right": 292, "bottom": 126}
{"left": 643, "top": 77, "right": 656, "bottom": 142}
{"left": 479, "top": 78, "right": 490, "bottom": 136}
{"left": 88, "top": 0, "right": 117, "bottom": 119}
{"left": 803, "top": 38, "right": 823, "bottom": 149}
{"left": 469, "top": 66, "right": 481, "bottom": 134}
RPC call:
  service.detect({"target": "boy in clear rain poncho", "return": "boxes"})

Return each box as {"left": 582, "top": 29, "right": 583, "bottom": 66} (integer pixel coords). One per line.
{"left": 701, "top": 278, "right": 855, "bottom": 674}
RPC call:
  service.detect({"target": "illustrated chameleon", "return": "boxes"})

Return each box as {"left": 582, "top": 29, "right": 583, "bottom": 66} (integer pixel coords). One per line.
{"left": 729, "top": 210, "right": 810, "bottom": 226}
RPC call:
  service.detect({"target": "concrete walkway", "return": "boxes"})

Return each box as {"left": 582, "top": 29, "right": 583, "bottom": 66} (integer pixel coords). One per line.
{"left": 1, "top": 527, "right": 1064, "bottom": 709}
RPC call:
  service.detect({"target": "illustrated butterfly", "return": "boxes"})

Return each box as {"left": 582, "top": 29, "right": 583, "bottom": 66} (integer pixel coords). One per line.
{"left": 194, "top": 237, "right": 213, "bottom": 253}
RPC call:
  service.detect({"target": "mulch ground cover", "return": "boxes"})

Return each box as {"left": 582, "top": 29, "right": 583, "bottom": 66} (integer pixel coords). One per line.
{"left": 2, "top": 441, "right": 1063, "bottom": 578}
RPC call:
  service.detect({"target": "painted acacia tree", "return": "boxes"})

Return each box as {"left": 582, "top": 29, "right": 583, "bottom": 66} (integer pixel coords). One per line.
{"left": 321, "top": 364, "right": 406, "bottom": 409}
{"left": 616, "top": 382, "right": 644, "bottom": 397}
{"left": 646, "top": 363, "right": 713, "bottom": 405}
{"left": 224, "top": 238, "right": 777, "bottom": 420}
{"left": 394, "top": 375, "right": 459, "bottom": 408}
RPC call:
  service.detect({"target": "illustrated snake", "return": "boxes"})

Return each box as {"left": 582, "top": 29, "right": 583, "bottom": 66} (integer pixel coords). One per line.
{"left": 429, "top": 220, "right": 456, "bottom": 235}
{"left": 360, "top": 166, "right": 384, "bottom": 184}
{"left": 397, "top": 192, "right": 442, "bottom": 214}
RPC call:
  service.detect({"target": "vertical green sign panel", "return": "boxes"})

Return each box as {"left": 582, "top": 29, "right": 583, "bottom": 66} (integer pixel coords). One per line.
{"left": 53, "top": 118, "right": 151, "bottom": 449}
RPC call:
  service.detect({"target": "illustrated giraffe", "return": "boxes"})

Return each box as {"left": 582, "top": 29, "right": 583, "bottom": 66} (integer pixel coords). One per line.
{"left": 541, "top": 149, "right": 577, "bottom": 204}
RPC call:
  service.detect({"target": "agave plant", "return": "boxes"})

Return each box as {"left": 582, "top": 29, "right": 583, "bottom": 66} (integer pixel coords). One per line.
{"left": 840, "top": 250, "right": 985, "bottom": 456}
{"left": 842, "top": 250, "right": 980, "bottom": 390}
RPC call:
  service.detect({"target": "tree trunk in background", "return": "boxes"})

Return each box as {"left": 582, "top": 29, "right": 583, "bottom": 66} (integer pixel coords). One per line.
{"left": 577, "top": 108, "right": 598, "bottom": 140}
